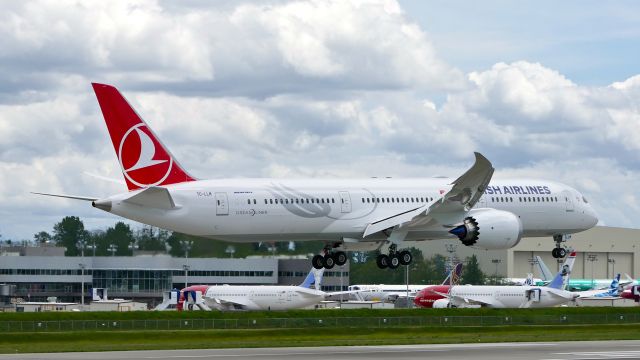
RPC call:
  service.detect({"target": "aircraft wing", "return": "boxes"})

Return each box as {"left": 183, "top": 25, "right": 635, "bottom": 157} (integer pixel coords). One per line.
{"left": 440, "top": 152, "right": 495, "bottom": 212}
{"left": 212, "top": 296, "right": 259, "bottom": 310}
{"left": 432, "top": 289, "right": 500, "bottom": 307}
{"left": 363, "top": 152, "right": 494, "bottom": 239}
{"left": 545, "top": 288, "right": 579, "bottom": 300}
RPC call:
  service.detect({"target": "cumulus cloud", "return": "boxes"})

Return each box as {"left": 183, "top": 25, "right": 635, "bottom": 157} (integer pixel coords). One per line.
{"left": 0, "top": 1, "right": 639, "bottom": 241}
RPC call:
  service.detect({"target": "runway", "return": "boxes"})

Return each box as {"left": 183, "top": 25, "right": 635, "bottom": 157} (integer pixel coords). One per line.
{"left": 3, "top": 341, "right": 640, "bottom": 360}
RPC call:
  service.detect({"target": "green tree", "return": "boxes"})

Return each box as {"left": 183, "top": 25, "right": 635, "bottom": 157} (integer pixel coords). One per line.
{"left": 33, "top": 231, "right": 52, "bottom": 244}
{"left": 166, "top": 232, "right": 188, "bottom": 257}
{"left": 53, "top": 216, "right": 88, "bottom": 256}
{"left": 461, "top": 254, "right": 486, "bottom": 285}
{"left": 102, "top": 222, "right": 135, "bottom": 256}
{"left": 136, "top": 226, "right": 169, "bottom": 252}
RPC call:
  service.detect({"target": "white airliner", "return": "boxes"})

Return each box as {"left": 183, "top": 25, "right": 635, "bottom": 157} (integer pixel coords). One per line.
{"left": 433, "top": 252, "right": 579, "bottom": 308}
{"left": 180, "top": 268, "right": 345, "bottom": 310}
{"left": 347, "top": 284, "right": 427, "bottom": 302}
{"left": 350, "top": 263, "right": 463, "bottom": 302}
{"left": 34, "top": 83, "right": 598, "bottom": 270}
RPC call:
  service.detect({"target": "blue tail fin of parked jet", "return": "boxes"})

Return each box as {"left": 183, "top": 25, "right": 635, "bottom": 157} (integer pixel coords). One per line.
{"left": 299, "top": 267, "right": 325, "bottom": 290}
{"left": 594, "top": 274, "right": 620, "bottom": 298}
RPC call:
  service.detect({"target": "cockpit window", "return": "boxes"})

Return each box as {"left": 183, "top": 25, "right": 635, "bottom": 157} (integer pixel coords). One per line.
{"left": 582, "top": 196, "right": 588, "bottom": 203}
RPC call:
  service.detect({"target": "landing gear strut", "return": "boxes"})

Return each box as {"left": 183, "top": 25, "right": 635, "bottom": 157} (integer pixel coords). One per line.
{"left": 376, "top": 244, "right": 413, "bottom": 270}
{"left": 312, "top": 244, "right": 347, "bottom": 270}
{"left": 551, "top": 234, "right": 567, "bottom": 259}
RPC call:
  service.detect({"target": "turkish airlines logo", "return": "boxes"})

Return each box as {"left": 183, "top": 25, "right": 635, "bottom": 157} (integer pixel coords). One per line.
{"left": 118, "top": 123, "right": 173, "bottom": 188}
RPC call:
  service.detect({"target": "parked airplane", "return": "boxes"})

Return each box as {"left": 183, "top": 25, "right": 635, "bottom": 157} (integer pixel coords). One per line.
{"left": 179, "top": 267, "right": 344, "bottom": 310}
{"left": 428, "top": 252, "right": 579, "bottom": 308}
{"left": 348, "top": 284, "right": 425, "bottom": 302}
{"left": 502, "top": 256, "right": 547, "bottom": 285}
{"left": 533, "top": 256, "right": 634, "bottom": 291}
{"left": 621, "top": 285, "right": 640, "bottom": 303}
{"left": 34, "top": 83, "right": 598, "bottom": 270}
{"left": 575, "top": 274, "right": 621, "bottom": 299}
{"left": 350, "top": 264, "right": 462, "bottom": 302}
{"left": 412, "top": 263, "right": 464, "bottom": 308}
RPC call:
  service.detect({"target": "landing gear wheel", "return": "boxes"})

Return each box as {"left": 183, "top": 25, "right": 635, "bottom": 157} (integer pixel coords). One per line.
{"left": 399, "top": 250, "right": 412, "bottom": 266}
{"left": 312, "top": 255, "right": 325, "bottom": 269}
{"left": 376, "top": 254, "right": 390, "bottom": 269}
{"left": 557, "top": 248, "right": 567, "bottom": 258}
{"left": 323, "top": 254, "right": 335, "bottom": 269}
{"left": 552, "top": 234, "right": 568, "bottom": 259}
{"left": 334, "top": 251, "right": 347, "bottom": 266}
{"left": 388, "top": 254, "right": 400, "bottom": 269}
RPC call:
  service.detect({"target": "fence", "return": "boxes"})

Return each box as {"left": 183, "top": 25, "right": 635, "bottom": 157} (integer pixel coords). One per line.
{"left": 1, "top": 313, "right": 640, "bottom": 332}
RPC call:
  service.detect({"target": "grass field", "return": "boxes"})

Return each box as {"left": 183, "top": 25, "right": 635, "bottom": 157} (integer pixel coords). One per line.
{"left": 0, "top": 307, "right": 639, "bottom": 353}
{"left": 1, "top": 324, "right": 640, "bottom": 353}
{"left": 2, "top": 306, "right": 639, "bottom": 321}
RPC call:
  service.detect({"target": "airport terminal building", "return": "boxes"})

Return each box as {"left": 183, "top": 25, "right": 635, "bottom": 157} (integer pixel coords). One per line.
{"left": 0, "top": 249, "right": 349, "bottom": 306}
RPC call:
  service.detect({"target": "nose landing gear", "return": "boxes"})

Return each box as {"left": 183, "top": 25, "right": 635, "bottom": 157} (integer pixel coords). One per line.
{"left": 552, "top": 234, "right": 569, "bottom": 259}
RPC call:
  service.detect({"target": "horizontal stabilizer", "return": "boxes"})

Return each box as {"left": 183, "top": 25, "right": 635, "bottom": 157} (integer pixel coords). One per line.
{"left": 31, "top": 192, "right": 98, "bottom": 202}
{"left": 123, "top": 186, "right": 176, "bottom": 210}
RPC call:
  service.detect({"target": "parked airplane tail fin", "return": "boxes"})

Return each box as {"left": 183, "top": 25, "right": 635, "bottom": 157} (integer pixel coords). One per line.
{"left": 92, "top": 83, "right": 195, "bottom": 191}
{"left": 608, "top": 273, "right": 621, "bottom": 295}
{"left": 535, "top": 255, "right": 554, "bottom": 281}
{"left": 524, "top": 273, "right": 534, "bottom": 286}
{"left": 441, "top": 263, "right": 463, "bottom": 286}
{"left": 300, "top": 267, "right": 325, "bottom": 290}
{"left": 547, "top": 251, "right": 576, "bottom": 290}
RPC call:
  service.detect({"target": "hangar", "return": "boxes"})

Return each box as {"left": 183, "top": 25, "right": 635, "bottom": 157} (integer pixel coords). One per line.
{"left": 412, "top": 226, "right": 639, "bottom": 280}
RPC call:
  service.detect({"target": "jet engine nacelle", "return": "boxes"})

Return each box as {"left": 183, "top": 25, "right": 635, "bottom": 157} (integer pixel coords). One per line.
{"left": 432, "top": 299, "right": 451, "bottom": 309}
{"left": 449, "top": 208, "right": 523, "bottom": 250}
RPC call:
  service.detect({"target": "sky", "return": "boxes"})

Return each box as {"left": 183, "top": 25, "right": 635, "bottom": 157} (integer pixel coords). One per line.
{"left": 0, "top": 0, "right": 639, "bottom": 242}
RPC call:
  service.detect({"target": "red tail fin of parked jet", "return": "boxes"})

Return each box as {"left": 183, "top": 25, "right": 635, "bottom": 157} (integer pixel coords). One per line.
{"left": 92, "top": 83, "right": 195, "bottom": 191}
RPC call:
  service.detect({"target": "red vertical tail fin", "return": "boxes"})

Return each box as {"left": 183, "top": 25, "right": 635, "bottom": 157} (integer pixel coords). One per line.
{"left": 92, "top": 83, "right": 195, "bottom": 191}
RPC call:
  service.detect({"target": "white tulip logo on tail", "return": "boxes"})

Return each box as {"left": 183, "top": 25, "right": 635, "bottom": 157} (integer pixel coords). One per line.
{"left": 118, "top": 123, "right": 173, "bottom": 188}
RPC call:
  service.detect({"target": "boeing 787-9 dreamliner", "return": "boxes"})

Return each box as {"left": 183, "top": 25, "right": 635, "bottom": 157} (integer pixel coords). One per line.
{"left": 34, "top": 83, "right": 599, "bottom": 270}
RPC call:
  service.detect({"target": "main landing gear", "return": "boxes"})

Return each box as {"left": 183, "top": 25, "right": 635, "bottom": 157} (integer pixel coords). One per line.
{"left": 376, "top": 244, "right": 412, "bottom": 270}
{"left": 551, "top": 234, "right": 567, "bottom": 259}
{"left": 312, "top": 245, "right": 347, "bottom": 270}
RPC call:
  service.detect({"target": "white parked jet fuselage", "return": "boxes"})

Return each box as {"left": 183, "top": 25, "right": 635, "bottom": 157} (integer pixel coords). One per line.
{"left": 441, "top": 284, "right": 578, "bottom": 309}
{"left": 184, "top": 284, "right": 330, "bottom": 311}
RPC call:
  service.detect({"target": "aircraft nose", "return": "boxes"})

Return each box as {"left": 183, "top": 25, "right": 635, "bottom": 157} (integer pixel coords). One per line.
{"left": 584, "top": 205, "right": 599, "bottom": 228}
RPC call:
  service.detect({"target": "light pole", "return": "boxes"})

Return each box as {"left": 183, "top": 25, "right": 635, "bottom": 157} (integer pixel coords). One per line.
{"left": 108, "top": 244, "right": 118, "bottom": 256}
{"left": 528, "top": 256, "right": 538, "bottom": 274}
{"left": 76, "top": 239, "right": 94, "bottom": 306}
{"left": 491, "top": 259, "right": 502, "bottom": 285}
{"left": 445, "top": 244, "right": 457, "bottom": 275}
{"left": 608, "top": 258, "right": 616, "bottom": 278}
{"left": 587, "top": 254, "right": 598, "bottom": 287}
{"left": 405, "top": 260, "right": 410, "bottom": 308}
{"left": 78, "top": 263, "right": 86, "bottom": 306}
{"left": 225, "top": 245, "right": 235, "bottom": 258}
{"left": 128, "top": 242, "right": 138, "bottom": 255}
{"left": 181, "top": 240, "right": 193, "bottom": 289}
{"left": 182, "top": 264, "right": 190, "bottom": 290}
